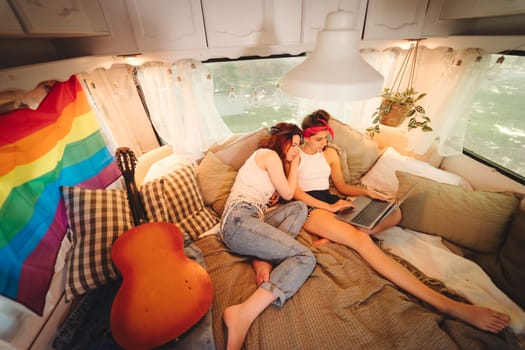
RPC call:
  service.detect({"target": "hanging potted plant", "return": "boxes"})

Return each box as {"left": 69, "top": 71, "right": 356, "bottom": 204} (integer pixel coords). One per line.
{"left": 366, "top": 40, "right": 433, "bottom": 139}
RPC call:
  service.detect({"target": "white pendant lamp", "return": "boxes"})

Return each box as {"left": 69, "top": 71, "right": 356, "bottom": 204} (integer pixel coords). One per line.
{"left": 283, "top": 10, "right": 384, "bottom": 102}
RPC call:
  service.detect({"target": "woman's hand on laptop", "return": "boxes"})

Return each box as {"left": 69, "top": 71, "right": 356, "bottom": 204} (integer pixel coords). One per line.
{"left": 365, "top": 188, "right": 394, "bottom": 202}
{"left": 331, "top": 199, "right": 354, "bottom": 213}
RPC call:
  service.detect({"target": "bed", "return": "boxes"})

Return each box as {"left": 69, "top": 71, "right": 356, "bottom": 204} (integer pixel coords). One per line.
{"left": 52, "top": 120, "right": 525, "bottom": 349}
{"left": 1, "top": 80, "right": 524, "bottom": 349}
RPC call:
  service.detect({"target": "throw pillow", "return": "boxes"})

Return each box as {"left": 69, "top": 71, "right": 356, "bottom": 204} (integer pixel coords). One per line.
{"left": 196, "top": 152, "right": 238, "bottom": 216}
{"left": 328, "top": 118, "right": 379, "bottom": 183}
{"left": 212, "top": 128, "right": 267, "bottom": 170}
{"left": 149, "top": 164, "right": 220, "bottom": 240}
{"left": 141, "top": 154, "right": 195, "bottom": 185}
{"left": 134, "top": 145, "right": 173, "bottom": 187}
{"left": 471, "top": 209, "right": 525, "bottom": 309}
{"left": 396, "top": 171, "right": 520, "bottom": 253}
{"left": 361, "top": 147, "right": 473, "bottom": 194}
{"left": 62, "top": 187, "right": 132, "bottom": 301}
{"left": 62, "top": 183, "right": 170, "bottom": 301}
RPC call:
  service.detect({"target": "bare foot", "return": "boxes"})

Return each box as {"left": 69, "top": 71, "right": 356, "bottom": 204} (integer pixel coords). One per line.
{"left": 449, "top": 301, "right": 510, "bottom": 333}
{"left": 252, "top": 259, "right": 272, "bottom": 286}
{"left": 223, "top": 304, "right": 252, "bottom": 350}
{"left": 313, "top": 238, "right": 331, "bottom": 246}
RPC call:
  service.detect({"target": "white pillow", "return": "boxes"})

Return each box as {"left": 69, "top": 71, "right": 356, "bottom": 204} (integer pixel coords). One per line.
{"left": 142, "top": 154, "right": 195, "bottom": 184}
{"left": 360, "top": 147, "right": 472, "bottom": 194}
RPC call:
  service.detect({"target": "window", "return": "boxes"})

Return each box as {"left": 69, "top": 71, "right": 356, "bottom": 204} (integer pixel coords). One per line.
{"left": 205, "top": 56, "right": 304, "bottom": 133}
{"left": 205, "top": 55, "right": 364, "bottom": 133}
{"left": 463, "top": 52, "right": 525, "bottom": 182}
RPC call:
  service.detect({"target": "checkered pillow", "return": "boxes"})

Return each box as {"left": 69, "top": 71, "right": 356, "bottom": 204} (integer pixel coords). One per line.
{"left": 62, "top": 187, "right": 132, "bottom": 301}
{"left": 151, "top": 164, "right": 219, "bottom": 240}
{"left": 62, "top": 184, "right": 170, "bottom": 301}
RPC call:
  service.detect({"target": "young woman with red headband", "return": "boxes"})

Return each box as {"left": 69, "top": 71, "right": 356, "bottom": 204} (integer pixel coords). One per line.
{"left": 299, "top": 109, "right": 401, "bottom": 236}
{"left": 289, "top": 109, "right": 510, "bottom": 334}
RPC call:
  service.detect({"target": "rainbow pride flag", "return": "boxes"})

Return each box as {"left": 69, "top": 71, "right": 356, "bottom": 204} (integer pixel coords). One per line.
{"left": 0, "top": 75, "right": 120, "bottom": 315}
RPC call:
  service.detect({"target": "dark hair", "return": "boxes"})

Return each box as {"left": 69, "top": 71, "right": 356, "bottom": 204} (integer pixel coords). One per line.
{"left": 260, "top": 122, "right": 302, "bottom": 164}
{"left": 301, "top": 109, "right": 331, "bottom": 130}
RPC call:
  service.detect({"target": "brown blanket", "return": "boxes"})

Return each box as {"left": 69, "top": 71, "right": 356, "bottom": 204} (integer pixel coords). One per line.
{"left": 195, "top": 231, "right": 521, "bottom": 350}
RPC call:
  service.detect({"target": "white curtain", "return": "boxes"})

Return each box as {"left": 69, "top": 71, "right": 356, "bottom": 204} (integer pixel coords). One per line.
{"left": 136, "top": 59, "right": 232, "bottom": 158}
{"left": 408, "top": 48, "right": 490, "bottom": 155}
{"left": 347, "top": 48, "right": 398, "bottom": 131}
{"left": 358, "top": 46, "right": 489, "bottom": 156}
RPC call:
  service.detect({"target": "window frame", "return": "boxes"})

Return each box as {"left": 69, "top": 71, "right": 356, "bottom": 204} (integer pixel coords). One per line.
{"left": 462, "top": 49, "right": 525, "bottom": 186}
{"left": 462, "top": 148, "right": 525, "bottom": 185}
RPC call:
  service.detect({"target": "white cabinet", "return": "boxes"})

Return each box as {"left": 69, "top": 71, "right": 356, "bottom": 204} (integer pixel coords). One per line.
{"left": 0, "top": 0, "right": 24, "bottom": 35}
{"left": 8, "top": 0, "right": 109, "bottom": 36}
{"left": 302, "top": 0, "right": 367, "bottom": 44}
{"left": 201, "top": 0, "right": 302, "bottom": 48}
{"left": 363, "top": 0, "right": 429, "bottom": 40}
{"left": 363, "top": 0, "right": 525, "bottom": 40}
{"left": 125, "top": 0, "right": 207, "bottom": 51}
{"left": 440, "top": 0, "right": 525, "bottom": 19}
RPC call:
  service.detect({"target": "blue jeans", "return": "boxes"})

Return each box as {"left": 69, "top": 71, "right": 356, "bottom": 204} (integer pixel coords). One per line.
{"left": 220, "top": 201, "right": 315, "bottom": 306}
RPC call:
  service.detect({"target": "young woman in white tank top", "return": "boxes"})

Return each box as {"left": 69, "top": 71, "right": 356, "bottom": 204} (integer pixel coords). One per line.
{"left": 220, "top": 123, "right": 316, "bottom": 350}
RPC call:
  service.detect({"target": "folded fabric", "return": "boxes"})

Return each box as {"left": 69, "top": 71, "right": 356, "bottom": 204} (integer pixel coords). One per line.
{"left": 376, "top": 226, "right": 525, "bottom": 335}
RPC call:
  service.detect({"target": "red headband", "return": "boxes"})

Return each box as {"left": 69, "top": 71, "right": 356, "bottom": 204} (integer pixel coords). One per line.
{"left": 302, "top": 119, "right": 334, "bottom": 138}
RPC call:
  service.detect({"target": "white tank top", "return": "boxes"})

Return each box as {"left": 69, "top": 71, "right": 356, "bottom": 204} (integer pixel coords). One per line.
{"left": 298, "top": 149, "right": 331, "bottom": 191}
{"left": 226, "top": 149, "right": 275, "bottom": 208}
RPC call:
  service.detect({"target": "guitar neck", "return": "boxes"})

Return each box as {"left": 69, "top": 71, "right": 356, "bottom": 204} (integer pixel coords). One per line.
{"left": 116, "top": 147, "right": 149, "bottom": 226}
{"left": 123, "top": 175, "right": 148, "bottom": 226}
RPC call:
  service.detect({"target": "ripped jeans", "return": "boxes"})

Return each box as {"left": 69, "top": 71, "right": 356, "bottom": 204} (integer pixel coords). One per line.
{"left": 220, "top": 201, "right": 315, "bottom": 306}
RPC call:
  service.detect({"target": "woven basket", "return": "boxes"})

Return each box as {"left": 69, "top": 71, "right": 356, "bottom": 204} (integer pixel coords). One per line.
{"left": 379, "top": 100, "right": 410, "bottom": 127}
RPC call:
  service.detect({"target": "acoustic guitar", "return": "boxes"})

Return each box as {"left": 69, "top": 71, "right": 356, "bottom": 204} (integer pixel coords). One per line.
{"left": 110, "top": 147, "right": 213, "bottom": 350}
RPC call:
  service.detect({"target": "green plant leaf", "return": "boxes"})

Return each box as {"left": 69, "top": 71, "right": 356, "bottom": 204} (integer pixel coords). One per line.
{"left": 415, "top": 93, "right": 426, "bottom": 102}
{"left": 371, "top": 87, "right": 432, "bottom": 134}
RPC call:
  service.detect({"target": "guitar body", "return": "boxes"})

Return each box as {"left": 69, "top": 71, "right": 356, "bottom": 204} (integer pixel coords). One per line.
{"left": 111, "top": 222, "right": 213, "bottom": 349}
{"left": 110, "top": 148, "right": 213, "bottom": 349}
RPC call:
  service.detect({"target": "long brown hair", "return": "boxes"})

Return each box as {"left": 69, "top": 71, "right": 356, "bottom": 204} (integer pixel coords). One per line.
{"left": 259, "top": 122, "right": 303, "bottom": 164}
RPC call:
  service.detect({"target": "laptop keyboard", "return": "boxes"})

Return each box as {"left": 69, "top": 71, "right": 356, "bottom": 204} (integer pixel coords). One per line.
{"left": 352, "top": 200, "right": 390, "bottom": 227}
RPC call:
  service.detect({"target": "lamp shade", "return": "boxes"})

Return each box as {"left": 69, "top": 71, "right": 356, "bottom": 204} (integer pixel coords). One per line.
{"left": 283, "top": 10, "right": 384, "bottom": 102}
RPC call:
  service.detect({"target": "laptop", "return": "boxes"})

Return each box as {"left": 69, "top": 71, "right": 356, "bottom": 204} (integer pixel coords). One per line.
{"left": 335, "top": 183, "right": 418, "bottom": 230}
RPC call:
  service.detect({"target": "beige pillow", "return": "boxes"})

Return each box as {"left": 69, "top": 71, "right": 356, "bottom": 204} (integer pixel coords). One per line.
{"left": 329, "top": 118, "right": 379, "bottom": 183}
{"left": 471, "top": 209, "right": 525, "bottom": 309}
{"left": 396, "top": 171, "right": 520, "bottom": 253}
{"left": 135, "top": 145, "right": 173, "bottom": 187}
{"left": 212, "top": 128, "right": 267, "bottom": 170}
{"left": 325, "top": 143, "right": 351, "bottom": 185}
{"left": 196, "top": 152, "right": 237, "bottom": 215}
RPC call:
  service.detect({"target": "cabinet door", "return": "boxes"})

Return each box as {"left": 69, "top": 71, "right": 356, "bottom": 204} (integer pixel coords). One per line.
{"left": 0, "top": 0, "right": 24, "bottom": 35}
{"left": 125, "top": 0, "right": 207, "bottom": 51}
{"left": 302, "top": 0, "right": 367, "bottom": 45}
{"left": 202, "top": 0, "right": 301, "bottom": 48}
{"left": 363, "top": 0, "right": 428, "bottom": 40}
{"left": 8, "top": 0, "right": 109, "bottom": 36}
{"left": 440, "top": 0, "right": 525, "bottom": 19}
